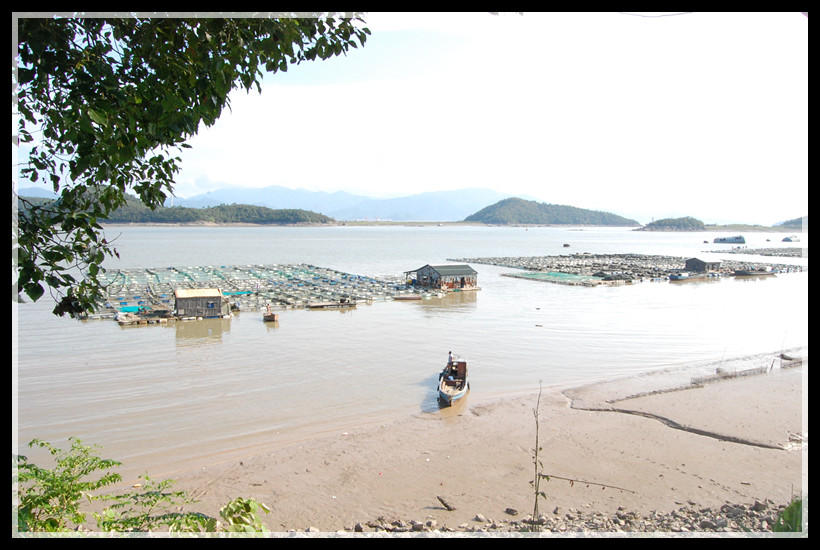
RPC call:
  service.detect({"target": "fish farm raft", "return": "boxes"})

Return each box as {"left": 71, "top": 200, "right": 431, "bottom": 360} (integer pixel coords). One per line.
{"left": 88, "top": 253, "right": 806, "bottom": 324}
{"left": 92, "top": 263, "right": 435, "bottom": 323}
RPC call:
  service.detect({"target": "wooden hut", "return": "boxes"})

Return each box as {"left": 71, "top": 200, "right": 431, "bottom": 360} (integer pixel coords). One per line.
{"left": 405, "top": 264, "right": 478, "bottom": 291}
{"left": 685, "top": 258, "right": 721, "bottom": 273}
{"left": 174, "top": 288, "right": 231, "bottom": 318}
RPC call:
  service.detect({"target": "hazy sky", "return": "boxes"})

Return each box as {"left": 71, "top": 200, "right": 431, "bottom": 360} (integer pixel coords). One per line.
{"left": 173, "top": 12, "right": 807, "bottom": 226}
{"left": 19, "top": 12, "right": 809, "bottom": 225}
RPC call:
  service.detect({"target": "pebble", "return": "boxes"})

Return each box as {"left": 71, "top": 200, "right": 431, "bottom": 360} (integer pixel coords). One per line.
{"left": 336, "top": 499, "right": 796, "bottom": 534}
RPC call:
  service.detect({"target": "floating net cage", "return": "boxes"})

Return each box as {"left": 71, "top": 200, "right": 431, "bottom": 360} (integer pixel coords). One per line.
{"left": 503, "top": 271, "right": 602, "bottom": 285}
{"left": 94, "top": 264, "right": 424, "bottom": 316}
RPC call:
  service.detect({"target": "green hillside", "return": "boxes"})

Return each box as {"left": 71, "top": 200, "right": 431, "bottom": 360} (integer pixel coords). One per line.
{"left": 18, "top": 194, "right": 335, "bottom": 225}
{"left": 464, "top": 197, "right": 640, "bottom": 226}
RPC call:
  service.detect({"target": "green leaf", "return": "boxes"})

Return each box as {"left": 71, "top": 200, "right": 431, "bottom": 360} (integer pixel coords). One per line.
{"left": 87, "top": 108, "right": 108, "bottom": 126}
{"left": 24, "top": 282, "right": 45, "bottom": 302}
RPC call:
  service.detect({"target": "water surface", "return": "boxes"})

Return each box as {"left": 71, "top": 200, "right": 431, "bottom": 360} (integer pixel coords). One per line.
{"left": 14, "top": 225, "right": 807, "bottom": 477}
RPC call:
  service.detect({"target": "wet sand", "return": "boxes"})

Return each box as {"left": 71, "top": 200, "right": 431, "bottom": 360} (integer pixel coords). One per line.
{"left": 165, "top": 351, "right": 806, "bottom": 534}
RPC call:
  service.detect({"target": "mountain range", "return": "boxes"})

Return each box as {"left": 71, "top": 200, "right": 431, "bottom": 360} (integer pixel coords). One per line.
{"left": 18, "top": 185, "right": 533, "bottom": 222}
{"left": 16, "top": 185, "right": 805, "bottom": 227}
{"left": 168, "top": 186, "right": 524, "bottom": 221}
{"left": 20, "top": 184, "right": 637, "bottom": 224}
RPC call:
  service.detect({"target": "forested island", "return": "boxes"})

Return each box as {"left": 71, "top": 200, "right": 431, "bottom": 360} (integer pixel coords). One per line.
{"left": 638, "top": 216, "right": 706, "bottom": 231}
{"left": 18, "top": 195, "right": 335, "bottom": 225}
{"left": 463, "top": 198, "right": 640, "bottom": 226}
{"left": 637, "top": 216, "right": 807, "bottom": 232}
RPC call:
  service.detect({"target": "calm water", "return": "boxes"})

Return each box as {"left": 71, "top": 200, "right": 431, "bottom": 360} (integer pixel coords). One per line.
{"left": 14, "top": 225, "right": 808, "bottom": 478}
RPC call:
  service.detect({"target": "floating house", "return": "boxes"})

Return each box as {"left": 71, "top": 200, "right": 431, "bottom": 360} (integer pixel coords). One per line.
{"left": 405, "top": 264, "right": 478, "bottom": 291}
{"left": 685, "top": 258, "right": 721, "bottom": 273}
{"left": 714, "top": 235, "right": 745, "bottom": 244}
{"left": 174, "top": 288, "right": 231, "bottom": 318}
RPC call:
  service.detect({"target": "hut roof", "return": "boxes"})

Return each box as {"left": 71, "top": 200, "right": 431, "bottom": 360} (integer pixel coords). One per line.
{"left": 174, "top": 288, "right": 223, "bottom": 299}
{"left": 408, "top": 264, "right": 477, "bottom": 276}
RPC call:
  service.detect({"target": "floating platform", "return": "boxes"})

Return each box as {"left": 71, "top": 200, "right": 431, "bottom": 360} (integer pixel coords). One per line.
{"left": 306, "top": 300, "right": 356, "bottom": 309}
{"left": 92, "top": 263, "right": 437, "bottom": 320}
{"left": 452, "top": 254, "right": 805, "bottom": 286}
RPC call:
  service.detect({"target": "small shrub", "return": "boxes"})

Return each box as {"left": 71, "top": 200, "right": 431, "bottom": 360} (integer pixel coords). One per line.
{"left": 15, "top": 437, "right": 122, "bottom": 532}
{"left": 773, "top": 496, "right": 805, "bottom": 532}
{"left": 15, "top": 438, "right": 271, "bottom": 535}
{"left": 219, "top": 497, "right": 271, "bottom": 534}
{"left": 92, "top": 475, "right": 215, "bottom": 532}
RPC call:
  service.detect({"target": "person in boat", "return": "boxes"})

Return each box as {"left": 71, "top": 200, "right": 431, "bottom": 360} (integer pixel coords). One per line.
{"left": 446, "top": 352, "right": 458, "bottom": 380}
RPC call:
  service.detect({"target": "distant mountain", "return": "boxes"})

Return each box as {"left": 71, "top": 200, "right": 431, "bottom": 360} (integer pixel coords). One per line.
{"left": 169, "top": 185, "right": 366, "bottom": 214}
{"left": 16, "top": 187, "right": 57, "bottom": 199}
{"left": 326, "top": 188, "right": 518, "bottom": 221}
{"left": 174, "top": 186, "right": 518, "bottom": 221}
{"left": 774, "top": 215, "right": 808, "bottom": 230}
{"left": 464, "top": 197, "right": 640, "bottom": 226}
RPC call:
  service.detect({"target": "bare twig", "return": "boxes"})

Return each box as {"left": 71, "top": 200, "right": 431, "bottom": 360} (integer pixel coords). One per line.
{"left": 538, "top": 473, "right": 637, "bottom": 494}
{"left": 530, "top": 381, "right": 544, "bottom": 527}
{"left": 529, "top": 380, "right": 636, "bottom": 531}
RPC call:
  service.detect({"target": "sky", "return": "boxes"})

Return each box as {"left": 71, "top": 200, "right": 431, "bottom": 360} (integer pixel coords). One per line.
{"left": 18, "top": 12, "right": 809, "bottom": 225}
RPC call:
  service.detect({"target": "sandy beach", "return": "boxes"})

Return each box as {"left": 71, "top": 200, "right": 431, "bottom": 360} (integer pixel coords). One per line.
{"left": 163, "top": 350, "right": 806, "bottom": 535}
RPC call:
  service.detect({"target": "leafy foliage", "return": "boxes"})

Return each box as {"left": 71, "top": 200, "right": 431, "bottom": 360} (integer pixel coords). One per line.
{"left": 772, "top": 496, "right": 805, "bottom": 532}
{"left": 15, "top": 438, "right": 123, "bottom": 532}
{"left": 464, "top": 197, "right": 639, "bottom": 226}
{"left": 14, "top": 437, "right": 274, "bottom": 534}
{"left": 14, "top": 15, "right": 369, "bottom": 317}
{"left": 219, "top": 497, "right": 272, "bottom": 534}
{"left": 639, "top": 216, "right": 706, "bottom": 231}
{"left": 92, "top": 475, "right": 215, "bottom": 533}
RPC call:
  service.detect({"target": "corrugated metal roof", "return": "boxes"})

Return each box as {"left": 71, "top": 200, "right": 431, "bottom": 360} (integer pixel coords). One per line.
{"left": 174, "top": 288, "right": 223, "bottom": 298}
{"left": 412, "top": 264, "right": 477, "bottom": 276}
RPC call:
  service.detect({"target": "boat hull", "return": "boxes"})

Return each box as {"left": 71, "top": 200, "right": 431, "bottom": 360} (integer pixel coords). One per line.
{"left": 438, "top": 383, "right": 469, "bottom": 406}
{"left": 438, "top": 360, "right": 469, "bottom": 406}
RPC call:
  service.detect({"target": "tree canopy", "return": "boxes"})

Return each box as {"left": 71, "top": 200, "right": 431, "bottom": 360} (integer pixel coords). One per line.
{"left": 638, "top": 216, "right": 706, "bottom": 232}
{"left": 13, "top": 14, "right": 369, "bottom": 316}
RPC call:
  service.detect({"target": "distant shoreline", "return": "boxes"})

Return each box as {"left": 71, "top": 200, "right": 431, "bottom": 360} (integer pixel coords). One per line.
{"left": 100, "top": 221, "right": 804, "bottom": 231}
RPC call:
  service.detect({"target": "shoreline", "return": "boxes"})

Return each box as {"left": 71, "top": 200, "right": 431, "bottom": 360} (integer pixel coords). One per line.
{"left": 99, "top": 221, "right": 805, "bottom": 233}
{"left": 158, "top": 349, "right": 806, "bottom": 535}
